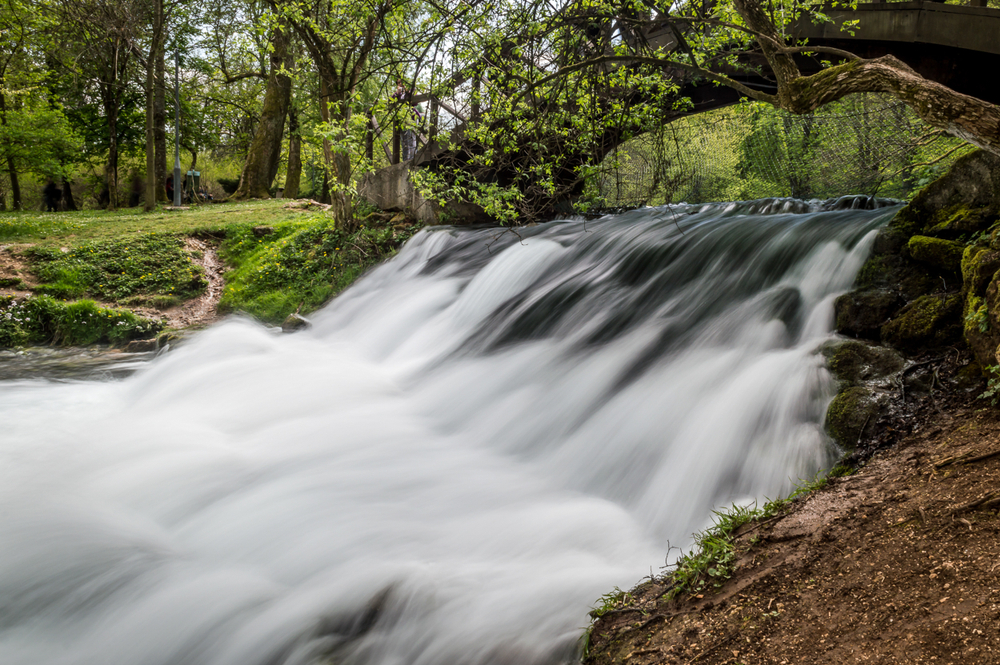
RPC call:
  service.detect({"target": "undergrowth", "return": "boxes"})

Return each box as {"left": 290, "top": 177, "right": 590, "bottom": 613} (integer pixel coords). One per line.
{"left": 217, "top": 217, "right": 419, "bottom": 323}
{"left": 26, "top": 233, "right": 206, "bottom": 304}
{"left": 0, "top": 295, "right": 162, "bottom": 347}
{"left": 581, "top": 465, "right": 855, "bottom": 657}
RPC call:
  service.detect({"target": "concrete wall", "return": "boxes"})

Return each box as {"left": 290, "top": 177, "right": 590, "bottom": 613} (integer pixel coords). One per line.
{"left": 357, "top": 162, "right": 490, "bottom": 225}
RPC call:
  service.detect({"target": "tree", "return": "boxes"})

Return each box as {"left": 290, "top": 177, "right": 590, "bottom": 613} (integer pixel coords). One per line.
{"left": 396, "top": 0, "right": 1000, "bottom": 223}
{"left": 231, "top": 21, "right": 292, "bottom": 199}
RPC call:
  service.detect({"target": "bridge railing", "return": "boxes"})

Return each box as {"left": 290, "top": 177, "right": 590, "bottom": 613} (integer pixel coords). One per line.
{"left": 366, "top": 93, "right": 469, "bottom": 166}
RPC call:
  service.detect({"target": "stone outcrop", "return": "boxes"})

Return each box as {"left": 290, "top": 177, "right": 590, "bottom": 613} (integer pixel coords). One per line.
{"left": 835, "top": 149, "right": 1000, "bottom": 368}
{"left": 828, "top": 149, "right": 1000, "bottom": 450}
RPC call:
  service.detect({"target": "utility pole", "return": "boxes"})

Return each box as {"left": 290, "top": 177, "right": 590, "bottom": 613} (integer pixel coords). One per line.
{"left": 173, "top": 49, "right": 182, "bottom": 207}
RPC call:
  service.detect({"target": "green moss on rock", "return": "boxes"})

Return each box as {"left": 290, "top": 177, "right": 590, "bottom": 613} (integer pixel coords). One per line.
{"left": 907, "top": 235, "right": 963, "bottom": 274}
{"left": 962, "top": 246, "right": 1000, "bottom": 297}
{"left": 926, "top": 204, "right": 995, "bottom": 238}
{"left": 825, "top": 386, "right": 888, "bottom": 450}
{"left": 881, "top": 294, "right": 963, "bottom": 353}
{"left": 824, "top": 340, "right": 905, "bottom": 385}
{"left": 834, "top": 289, "right": 902, "bottom": 340}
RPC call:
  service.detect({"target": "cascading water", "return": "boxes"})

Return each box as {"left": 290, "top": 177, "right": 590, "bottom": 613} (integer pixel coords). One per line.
{"left": 0, "top": 199, "right": 899, "bottom": 665}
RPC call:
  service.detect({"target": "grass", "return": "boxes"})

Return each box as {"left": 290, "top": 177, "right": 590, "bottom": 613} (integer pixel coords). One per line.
{"left": 0, "top": 295, "right": 161, "bottom": 347}
{"left": 218, "top": 216, "right": 419, "bottom": 324}
{"left": 0, "top": 200, "right": 304, "bottom": 245}
{"left": 27, "top": 233, "right": 207, "bottom": 303}
{"left": 0, "top": 199, "right": 422, "bottom": 344}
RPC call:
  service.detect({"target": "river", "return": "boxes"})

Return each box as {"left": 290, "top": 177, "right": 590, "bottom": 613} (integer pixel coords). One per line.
{"left": 0, "top": 198, "right": 897, "bottom": 665}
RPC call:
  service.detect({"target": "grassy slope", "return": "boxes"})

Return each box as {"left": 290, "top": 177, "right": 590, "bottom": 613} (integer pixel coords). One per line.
{"left": 0, "top": 201, "right": 418, "bottom": 345}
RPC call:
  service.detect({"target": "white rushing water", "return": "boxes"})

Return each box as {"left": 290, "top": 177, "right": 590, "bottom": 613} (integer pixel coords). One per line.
{"left": 0, "top": 200, "right": 897, "bottom": 665}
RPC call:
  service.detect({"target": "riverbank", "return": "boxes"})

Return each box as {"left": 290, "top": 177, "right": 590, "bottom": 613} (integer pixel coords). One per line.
{"left": 584, "top": 387, "right": 1000, "bottom": 664}
{"left": 0, "top": 200, "right": 419, "bottom": 348}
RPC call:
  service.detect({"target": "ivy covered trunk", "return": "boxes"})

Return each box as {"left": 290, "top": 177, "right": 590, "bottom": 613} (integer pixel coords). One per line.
{"left": 232, "top": 27, "right": 292, "bottom": 200}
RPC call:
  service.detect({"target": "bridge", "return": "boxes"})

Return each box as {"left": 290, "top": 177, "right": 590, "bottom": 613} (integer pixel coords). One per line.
{"left": 359, "top": 1, "right": 1000, "bottom": 222}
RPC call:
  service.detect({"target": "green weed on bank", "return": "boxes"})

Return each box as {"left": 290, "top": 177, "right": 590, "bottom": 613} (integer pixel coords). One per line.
{"left": 26, "top": 233, "right": 206, "bottom": 305}
{"left": 0, "top": 295, "right": 161, "bottom": 347}
{"left": 218, "top": 217, "right": 419, "bottom": 324}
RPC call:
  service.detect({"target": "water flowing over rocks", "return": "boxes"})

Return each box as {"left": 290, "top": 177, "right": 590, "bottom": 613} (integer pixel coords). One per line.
{"left": 0, "top": 199, "right": 893, "bottom": 665}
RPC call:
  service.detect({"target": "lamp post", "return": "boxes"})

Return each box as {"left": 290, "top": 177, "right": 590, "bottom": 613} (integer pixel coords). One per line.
{"left": 173, "top": 49, "right": 181, "bottom": 207}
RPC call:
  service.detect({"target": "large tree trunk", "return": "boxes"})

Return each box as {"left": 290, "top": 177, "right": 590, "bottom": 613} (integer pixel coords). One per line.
{"left": 144, "top": 0, "right": 165, "bottom": 211}
{"left": 232, "top": 27, "right": 291, "bottom": 199}
{"left": 106, "top": 105, "right": 119, "bottom": 210}
{"left": 284, "top": 104, "right": 301, "bottom": 199}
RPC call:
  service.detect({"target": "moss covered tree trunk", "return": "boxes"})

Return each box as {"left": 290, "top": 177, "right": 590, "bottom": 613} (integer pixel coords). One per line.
{"left": 232, "top": 27, "right": 292, "bottom": 200}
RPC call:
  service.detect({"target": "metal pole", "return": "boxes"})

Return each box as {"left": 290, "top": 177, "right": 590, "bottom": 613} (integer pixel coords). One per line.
{"left": 173, "top": 49, "right": 182, "bottom": 207}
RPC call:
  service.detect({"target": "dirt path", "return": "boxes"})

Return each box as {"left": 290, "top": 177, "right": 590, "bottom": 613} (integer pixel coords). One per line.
{"left": 156, "top": 237, "right": 226, "bottom": 330}
{"left": 587, "top": 400, "right": 1000, "bottom": 665}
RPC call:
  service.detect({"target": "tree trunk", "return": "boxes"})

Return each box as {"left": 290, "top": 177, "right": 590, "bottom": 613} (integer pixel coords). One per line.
{"left": 5, "top": 160, "right": 20, "bottom": 211}
{"left": 733, "top": 0, "right": 1000, "bottom": 157}
{"left": 106, "top": 105, "right": 119, "bottom": 210}
{"left": 155, "top": 41, "right": 167, "bottom": 201}
{"left": 318, "top": 78, "right": 333, "bottom": 205}
{"left": 0, "top": 91, "right": 20, "bottom": 211}
{"left": 232, "top": 26, "right": 292, "bottom": 199}
{"left": 144, "top": 0, "right": 164, "bottom": 211}
{"left": 61, "top": 177, "right": 77, "bottom": 211}
{"left": 318, "top": 80, "right": 353, "bottom": 226}
{"left": 284, "top": 104, "right": 302, "bottom": 199}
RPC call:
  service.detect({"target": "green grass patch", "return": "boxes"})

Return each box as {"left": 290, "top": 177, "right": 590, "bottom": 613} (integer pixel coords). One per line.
{"left": 0, "top": 295, "right": 162, "bottom": 347}
{"left": 27, "top": 233, "right": 207, "bottom": 303}
{"left": 218, "top": 217, "right": 418, "bottom": 324}
{"left": 0, "top": 200, "right": 304, "bottom": 245}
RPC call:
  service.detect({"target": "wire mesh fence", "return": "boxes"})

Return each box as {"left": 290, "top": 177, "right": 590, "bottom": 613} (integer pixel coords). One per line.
{"left": 594, "top": 94, "right": 973, "bottom": 207}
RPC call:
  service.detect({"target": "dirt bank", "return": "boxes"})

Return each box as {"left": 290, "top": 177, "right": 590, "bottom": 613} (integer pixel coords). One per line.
{"left": 586, "top": 395, "right": 1000, "bottom": 665}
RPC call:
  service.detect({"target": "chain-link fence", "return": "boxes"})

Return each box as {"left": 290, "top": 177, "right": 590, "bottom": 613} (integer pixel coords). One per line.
{"left": 594, "top": 95, "right": 973, "bottom": 207}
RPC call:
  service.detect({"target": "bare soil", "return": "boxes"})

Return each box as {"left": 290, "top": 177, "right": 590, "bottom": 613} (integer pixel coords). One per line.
{"left": 587, "top": 399, "right": 1000, "bottom": 665}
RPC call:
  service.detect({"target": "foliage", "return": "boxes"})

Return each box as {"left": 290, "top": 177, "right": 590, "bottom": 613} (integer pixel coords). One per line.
{"left": 978, "top": 365, "right": 1000, "bottom": 405}
{"left": 27, "top": 233, "right": 206, "bottom": 303}
{"left": 0, "top": 295, "right": 161, "bottom": 347}
{"left": 217, "top": 213, "right": 419, "bottom": 323}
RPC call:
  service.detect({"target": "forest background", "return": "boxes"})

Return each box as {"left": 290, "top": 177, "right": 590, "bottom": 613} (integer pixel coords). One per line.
{"left": 0, "top": 0, "right": 984, "bottom": 222}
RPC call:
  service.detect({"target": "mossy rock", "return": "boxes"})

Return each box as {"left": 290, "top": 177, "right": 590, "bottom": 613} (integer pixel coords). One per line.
{"left": 825, "top": 386, "right": 889, "bottom": 450}
{"left": 964, "top": 276, "right": 1000, "bottom": 369}
{"left": 835, "top": 289, "right": 903, "bottom": 340}
{"left": 925, "top": 205, "right": 996, "bottom": 239}
{"left": 907, "top": 235, "right": 963, "bottom": 275}
{"left": 889, "top": 150, "right": 1000, "bottom": 238}
{"left": 961, "top": 245, "right": 1000, "bottom": 297}
{"left": 824, "top": 339, "right": 905, "bottom": 385}
{"left": 880, "top": 294, "right": 963, "bottom": 353}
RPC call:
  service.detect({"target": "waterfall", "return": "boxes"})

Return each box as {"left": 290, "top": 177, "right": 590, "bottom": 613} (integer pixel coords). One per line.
{"left": 0, "top": 199, "right": 898, "bottom": 665}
